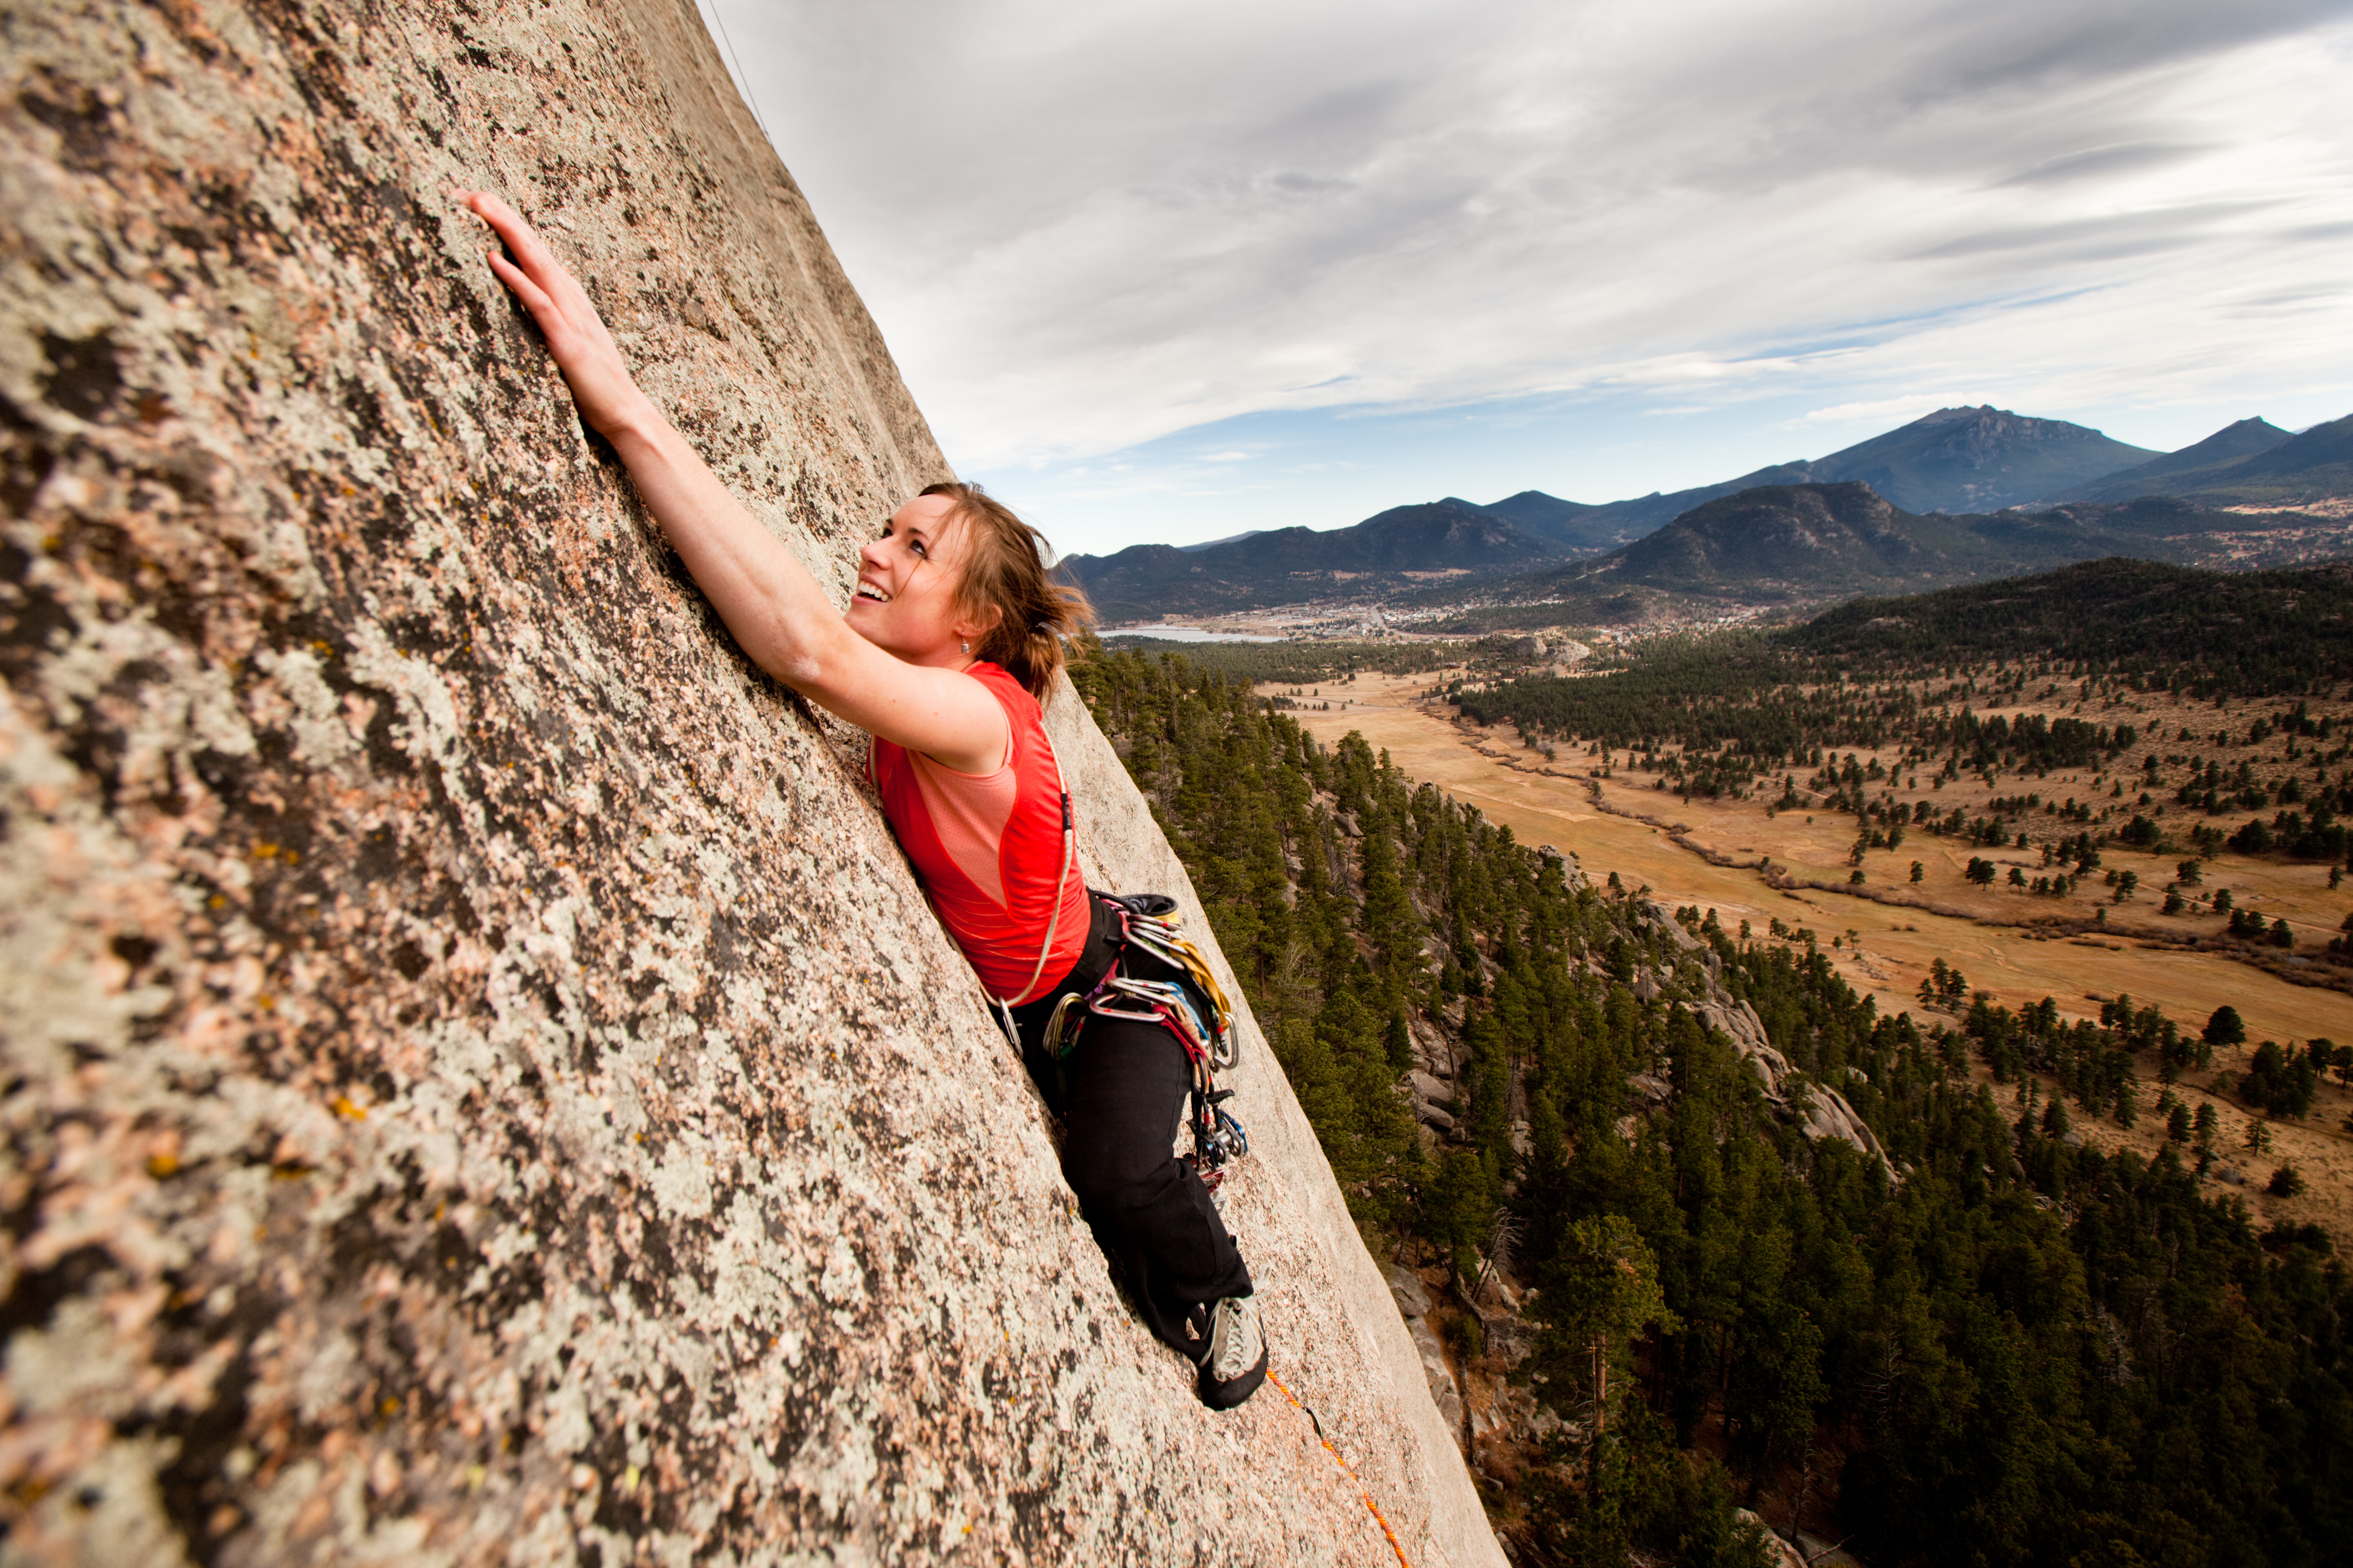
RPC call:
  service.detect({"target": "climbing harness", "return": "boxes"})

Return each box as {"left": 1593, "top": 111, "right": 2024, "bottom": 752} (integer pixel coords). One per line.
{"left": 916, "top": 716, "right": 1250, "bottom": 1186}
{"left": 1076, "top": 894, "right": 1250, "bottom": 1187}
{"left": 1266, "top": 1369, "right": 1413, "bottom": 1568}
{"left": 1016, "top": 884, "right": 1250, "bottom": 1186}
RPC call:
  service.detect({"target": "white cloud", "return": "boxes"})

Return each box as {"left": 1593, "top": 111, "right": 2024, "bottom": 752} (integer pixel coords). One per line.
{"left": 705, "top": 0, "right": 2353, "bottom": 489}
{"left": 1797, "top": 395, "right": 1981, "bottom": 427}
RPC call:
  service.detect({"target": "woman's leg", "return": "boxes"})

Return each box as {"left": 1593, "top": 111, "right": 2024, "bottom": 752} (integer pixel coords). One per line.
{"left": 1056, "top": 1008, "right": 1253, "bottom": 1357}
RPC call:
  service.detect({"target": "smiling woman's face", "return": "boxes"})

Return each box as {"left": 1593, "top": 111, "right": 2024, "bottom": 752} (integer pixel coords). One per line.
{"left": 844, "top": 493, "right": 975, "bottom": 664}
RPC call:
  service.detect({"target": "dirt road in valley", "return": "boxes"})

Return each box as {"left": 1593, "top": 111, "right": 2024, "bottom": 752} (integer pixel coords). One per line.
{"left": 1268, "top": 670, "right": 2353, "bottom": 1244}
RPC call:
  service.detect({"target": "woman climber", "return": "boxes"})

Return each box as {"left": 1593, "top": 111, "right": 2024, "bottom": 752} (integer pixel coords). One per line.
{"left": 459, "top": 192, "right": 1267, "bottom": 1410}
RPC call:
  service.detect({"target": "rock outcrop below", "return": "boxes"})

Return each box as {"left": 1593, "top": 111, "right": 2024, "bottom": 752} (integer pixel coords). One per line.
{"left": 1635, "top": 904, "right": 1888, "bottom": 1169}
{"left": 0, "top": 3, "right": 1503, "bottom": 1564}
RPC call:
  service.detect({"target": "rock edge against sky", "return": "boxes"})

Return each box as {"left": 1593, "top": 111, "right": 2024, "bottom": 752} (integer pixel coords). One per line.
{"left": 0, "top": 2, "right": 1499, "bottom": 1562}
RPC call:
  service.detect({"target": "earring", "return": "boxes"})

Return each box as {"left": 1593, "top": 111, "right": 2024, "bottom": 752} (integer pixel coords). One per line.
{"left": 961, "top": 639, "right": 969, "bottom": 655}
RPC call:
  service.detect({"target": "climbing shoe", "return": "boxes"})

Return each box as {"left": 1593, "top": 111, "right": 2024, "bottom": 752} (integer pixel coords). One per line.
{"left": 1196, "top": 1293, "right": 1267, "bottom": 1410}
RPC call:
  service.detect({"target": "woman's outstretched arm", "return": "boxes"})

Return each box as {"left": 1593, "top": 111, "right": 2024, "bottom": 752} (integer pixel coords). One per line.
{"left": 457, "top": 190, "right": 1007, "bottom": 773}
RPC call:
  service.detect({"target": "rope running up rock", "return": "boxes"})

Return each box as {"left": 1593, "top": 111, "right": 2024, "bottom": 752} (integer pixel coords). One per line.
{"left": 1264, "top": 1369, "right": 1413, "bottom": 1568}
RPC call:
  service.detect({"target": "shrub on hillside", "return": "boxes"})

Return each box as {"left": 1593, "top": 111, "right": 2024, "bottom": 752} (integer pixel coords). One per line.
{"left": 2241, "top": 1041, "right": 2320, "bottom": 1120}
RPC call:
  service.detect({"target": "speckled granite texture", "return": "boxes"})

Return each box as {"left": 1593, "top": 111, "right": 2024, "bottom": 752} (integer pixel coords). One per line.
{"left": 0, "top": 2, "right": 1506, "bottom": 1563}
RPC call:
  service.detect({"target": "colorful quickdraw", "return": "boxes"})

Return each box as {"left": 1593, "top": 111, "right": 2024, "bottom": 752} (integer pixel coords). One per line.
{"left": 1115, "top": 909, "right": 1240, "bottom": 1071}
{"left": 1041, "top": 896, "right": 1251, "bottom": 1184}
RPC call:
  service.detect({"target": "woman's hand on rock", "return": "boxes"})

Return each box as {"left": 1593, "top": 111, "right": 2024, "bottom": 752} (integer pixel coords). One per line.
{"left": 459, "top": 190, "right": 654, "bottom": 441}
{"left": 448, "top": 192, "right": 1000, "bottom": 764}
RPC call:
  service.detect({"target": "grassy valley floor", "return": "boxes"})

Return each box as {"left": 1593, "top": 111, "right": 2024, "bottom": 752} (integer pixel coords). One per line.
{"left": 1266, "top": 669, "right": 2353, "bottom": 1247}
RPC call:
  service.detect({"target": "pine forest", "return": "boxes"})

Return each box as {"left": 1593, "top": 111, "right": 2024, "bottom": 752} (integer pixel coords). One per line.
{"left": 1072, "top": 643, "right": 2351, "bottom": 1568}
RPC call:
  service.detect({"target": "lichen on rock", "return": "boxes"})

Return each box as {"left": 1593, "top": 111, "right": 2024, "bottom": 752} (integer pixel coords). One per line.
{"left": 0, "top": 2, "right": 1503, "bottom": 1563}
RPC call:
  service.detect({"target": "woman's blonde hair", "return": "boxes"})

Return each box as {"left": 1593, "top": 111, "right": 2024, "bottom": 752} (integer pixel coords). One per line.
{"left": 925, "top": 481, "right": 1094, "bottom": 700}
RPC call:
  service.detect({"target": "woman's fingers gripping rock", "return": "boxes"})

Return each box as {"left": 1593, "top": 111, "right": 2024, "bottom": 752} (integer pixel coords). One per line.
{"left": 457, "top": 190, "right": 652, "bottom": 440}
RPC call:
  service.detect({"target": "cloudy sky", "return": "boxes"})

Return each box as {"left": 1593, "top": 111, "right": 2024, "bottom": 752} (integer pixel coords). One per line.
{"left": 698, "top": 0, "right": 2353, "bottom": 557}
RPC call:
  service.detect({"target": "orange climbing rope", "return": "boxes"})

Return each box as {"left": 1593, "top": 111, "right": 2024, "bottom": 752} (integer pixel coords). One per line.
{"left": 1265, "top": 1369, "right": 1413, "bottom": 1568}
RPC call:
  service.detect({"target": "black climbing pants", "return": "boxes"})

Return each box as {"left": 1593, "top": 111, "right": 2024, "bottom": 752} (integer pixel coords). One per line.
{"left": 1009, "top": 899, "right": 1254, "bottom": 1357}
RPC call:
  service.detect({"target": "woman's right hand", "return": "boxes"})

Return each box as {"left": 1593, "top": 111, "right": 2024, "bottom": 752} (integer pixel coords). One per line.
{"left": 453, "top": 191, "right": 1008, "bottom": 772}
{"left": 458, "top": 190, "right": 656, "bottom": 441}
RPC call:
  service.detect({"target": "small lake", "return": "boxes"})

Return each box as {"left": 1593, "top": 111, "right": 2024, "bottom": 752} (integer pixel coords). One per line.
{"left": 1102, "top": 625, "right": 1284, "bottom": 644}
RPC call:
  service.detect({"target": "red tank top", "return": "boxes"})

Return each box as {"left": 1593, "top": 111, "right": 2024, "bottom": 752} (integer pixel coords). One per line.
{"left": 869, "top": 662, "right": 1087, "bottom": 1004}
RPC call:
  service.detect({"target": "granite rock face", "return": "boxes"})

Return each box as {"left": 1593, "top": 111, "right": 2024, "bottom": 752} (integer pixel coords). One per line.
{"left": 0, "top": 3, "right": 1505, "bottom": 1564}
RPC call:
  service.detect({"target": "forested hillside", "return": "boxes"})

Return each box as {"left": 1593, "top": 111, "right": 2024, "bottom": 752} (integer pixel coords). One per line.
{"left": 1073, "top": 647, "right": 2351, "bottom": 1567}
{"left": 1788, "top": 559, "right": 2353, "bottom": 691}
{"left": 1097, "top": 636, "right": 1468, "bottom": 684}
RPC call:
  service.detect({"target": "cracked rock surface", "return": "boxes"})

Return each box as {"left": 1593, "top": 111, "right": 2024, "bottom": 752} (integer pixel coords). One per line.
{"left": 0, "top": 2, "right": 1504, "bottom": 1563}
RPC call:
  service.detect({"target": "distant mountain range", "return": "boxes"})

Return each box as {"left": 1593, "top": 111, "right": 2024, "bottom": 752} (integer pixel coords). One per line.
{"left": 1549, "top": 403, "right": 2162, "bottom": 535}
{"left": 2050, "top": 417, "right": 2292, "bottom": 502}
{"left": 1457, "top": 484, "right": 2271, "bottom": 613}
{"left": 1066, "top": 498, "right": 1557, "bottom": 621}
{"left": 1061, "top": 404, "right": 2353, "bottom": 624}
{"left": 2052, "top": 412, "right": 2353, "bottom": 507}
